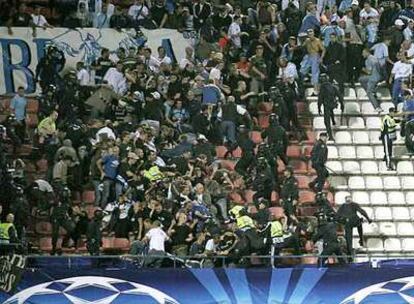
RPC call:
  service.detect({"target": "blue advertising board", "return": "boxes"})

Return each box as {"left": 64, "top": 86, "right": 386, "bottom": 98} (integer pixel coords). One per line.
{"left": 2, "top": 258, "right": 414, "bottom": 303}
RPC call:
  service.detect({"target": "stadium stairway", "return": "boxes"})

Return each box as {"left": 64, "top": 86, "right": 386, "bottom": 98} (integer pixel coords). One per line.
{"left": 307, "top": 84, "right": 414, "bottom": 257}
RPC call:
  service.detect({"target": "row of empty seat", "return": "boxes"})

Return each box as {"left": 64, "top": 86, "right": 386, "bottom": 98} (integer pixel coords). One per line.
{"left": 364, "top": 237, "right": 414, "bottom": 252}
{"left": 355, "top": 222, "right": 414, "bottom": 237}
{"left": 327, "top": 145, "right": 408, "bottom": 159}
{"left": 335, "top": 191, "right": 414, "bottom": 206}
{"left": 338, "top": 176, "right": 414, "bottom": 190}
{"left": 326, "top": 160, "right": 414, "bottom": 175}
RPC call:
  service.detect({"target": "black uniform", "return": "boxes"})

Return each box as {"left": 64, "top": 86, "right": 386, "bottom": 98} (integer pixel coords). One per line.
{"left": 312, "top": 221, "right": 345, "bottom": 265}
{"left": 280, "top": 175, "right": 299, "bottom": 223}
{"left": 315, "top": 193, "right": 335, "bottom": 218}
{"left": 337, "top": 201, "right": 371, "bottom": 255}
{"left": 87, "top": 217, "right": 103, "bottom": 256}
{"left": 324, "top": 41, "right": 346, "bottom": 96}
{"left": 50, "top": 200, "right": 75, "bottom": 254}
{"left": 252, "top": 158, "right": 274, "bottom": 201}
{"left": 309, "top": 139, "right": 329, "bottom": 192}
{"left": 234, "top": 130, "right": 256, "bottom": 175}
{"left": 261, "top": 117, "right": 289, "bottom": 165}
{"left": 318, "top": 79, "right": 344, "bottom": 140}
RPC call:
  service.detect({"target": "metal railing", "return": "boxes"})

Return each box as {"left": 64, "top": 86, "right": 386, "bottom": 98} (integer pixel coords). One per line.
{"left": 19, "top": 253, "right": 414, "bottom": 269}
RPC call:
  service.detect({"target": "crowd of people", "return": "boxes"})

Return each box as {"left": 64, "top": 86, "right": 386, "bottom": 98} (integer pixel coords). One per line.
{"left": 0, "top": 0, "right": 414, "bottom": 267}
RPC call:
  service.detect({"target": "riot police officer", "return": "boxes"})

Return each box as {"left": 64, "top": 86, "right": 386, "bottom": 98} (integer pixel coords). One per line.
{"left": 381, "top": 107, "right": 400, "bottom": 170}
{"left": 309, "top": 133, "right": 329, "bottom": 192}
{"left": 234, "top": 125, "right": 256, "bottom": 175}
{"left": 312, "top": 212, "right": 345, "bottom": 265}
{"left": 277, "top": 78, "right": 299, "bottom": 130}
{"left": 87, "top": 209, "right": 104, "bottom": 256}
{"left": 261, "top": 113, "right": 289, "bottom": 165}
{"left": 314, "top": 192, "right": 335, "bottom": 218}
{"left": 337, "top": 196, "right": 372, "bottom": 255}
{"left": 318, "top": 74, "right": 344, "bottom": 140}
{"left": 256, "top": 143, "right": 279, "bottom": 191}
{"left": 252, "top": 157, "right": 274, "bottom": 201}
{"left": 269, "top": 87, "right": 290, "bottom": 131}
{"left": 50, "top": 187, "right": 75, "bottom": 255}
{"left": 280, "top": 166, "right": 299, "bottom": 225}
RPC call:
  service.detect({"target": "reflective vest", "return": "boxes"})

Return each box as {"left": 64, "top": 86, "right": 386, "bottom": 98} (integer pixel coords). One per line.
{"left": 270, "top": 221, "right": 283, "bottom": 238}
{"left": 143, "top": 166, "right": 164, "bottom": 181}
{"left": 0, "top": 223, "right": 14, "bottom": 241}
{"left": 381, "top": 115, "right": 397, "bottom": 140}
{"left": 230, "top": 205, "right": 244, "bottom": 218}
{"left": 236, "top": 215, "right": 255, "bottom": 229}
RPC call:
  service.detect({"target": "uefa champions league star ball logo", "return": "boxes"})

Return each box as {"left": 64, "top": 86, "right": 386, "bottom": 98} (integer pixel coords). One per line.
{"left": 341, "top": 276, "right": 414, "bottom": 304}
{"left": 4, "top": 276, "right": 179, "bottom": 304}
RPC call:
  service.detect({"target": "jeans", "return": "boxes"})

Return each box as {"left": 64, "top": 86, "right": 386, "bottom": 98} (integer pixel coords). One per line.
{"left": 101, "top": 178, "right": 114, "bottom": 208}
{"left": 392, "top": 78, "right": 404, "bottom": 106}
{"left": 359, "top": 75, "right": 380, "bottom": 109}
{"left": 221, "top": 120, "right": 236, "bottom": 144}
{"left": 300, "top": 54, "right": 320, "bottom": 86}
{"left": 92, "top": 180, "right": 102, "bottom": 206}
{"left": 366, "top": 24, "right": 378, "bottom": 46}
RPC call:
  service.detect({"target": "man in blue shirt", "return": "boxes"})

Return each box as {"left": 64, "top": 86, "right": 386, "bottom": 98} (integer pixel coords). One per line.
{"left": 10, "top": 86, "right": 28, "bottom": 142}
{"left": 97, "top": 146, "right": 120, "bottom": 208}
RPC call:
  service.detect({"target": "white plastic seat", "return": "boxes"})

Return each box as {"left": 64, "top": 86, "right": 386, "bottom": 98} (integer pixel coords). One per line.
{"left": 384, "top": 238, "right": 401, "bottom": 252}
{"left": 410, "top": 207, "right": 414, "bottom": 218}
{"left": 380, "top": 102, "right": 394, "bottom": 112}
{"left": 366, "top": 238, "right": 384, "bottom": 251}
{"left": 392, "top": 207, "right": 411, "bottom": 220}
{"left": 375, "top": 207, "right": 392, "bottom": 220}
{"left": 327, "top": 146, "right": 338, "bottom": 159}
{"left": 363, "top": 207, "right": 374, "bottom": 220}
{"left": 397, "top": 161, "right": 414, "bottom": 174}
{"left": 335, "top": 191, "right": 351, "bottom": 205}
{"left": 370, "top": 191, "right": 387, "bottom": 205}
{"left": 348, "top": 176, "right": 365, "bottom": 190}
{"left": 326, "top": 161, "right": 342, "bottom": 173}
{"left": 402, "top": 238, "right": 414, "bottom": 251}
{"left": 313, "top": 117, "right": 325, "bottom": 129}
{"left": 365, "top": 176, "right": 383, "bottom": 190}
{"left": 352, "top": 191, "right": 370, "bottom": 205}
{"left": 309, "top": 102, "right": 319, "bottom": 115}
{"left": 354, "top": 222, "right": 378, "bottom": 236}
{"left": 356, "top": 87, "right": 367, "bottom": 98}
{"left": 402, "top": 177, "right": 414, "bottom": 190}
{"left": 388, "top": 192, "right": 405, "bottom": 205}
{"left": 406, "top": 192, "right": 414, "bottom": 206}
{"left": 339, "top": 146, "right": 356, "bottom": 159}
{"left": 378, "top": 162, "right": 390, "bottom": 173}
{"left": 397, "top": 223, "right": 414, "bottom": 236}
{"left": 383, "top": 176, "right": 401, "bottom": 190}
{"left": 343, "top": 161, "right": 360, "bottom": 174}
{"left": 345, "top": 87, "right": 356, "bottom": 98}
{"left": 360, "top": 161, "right": 378, "bottom": 174}
{"left": 349, "top": 117, "right": 365, "bottom": 129}
{"left": 374, "top": 146, "right": 385, "bottom": 159}
{"left": 335, "top": 131, "right": 352, "bottom": 144}
{"left": 361, "top": 102, "right": 375, "bottom": 114}
{"left": 344, "top": 102, "right": 360, "bottom": 114}
{"left": 366, "top": 117, "right": 382, "bottom": 129}
{"left": 356, "top": 146, "right": 374, "bottom": 159}
{"left": 353, "top": 131, "right": 370, "bottom": 144}
{"left": 379, "top": 222, "right": 397, "bottom": 236}
{"left": 369, "top": 131, "right": 381, "bottom": 144}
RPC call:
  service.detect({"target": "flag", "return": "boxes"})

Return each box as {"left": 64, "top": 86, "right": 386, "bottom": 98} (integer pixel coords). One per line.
{"left": 0, "top": 254, "right": 26, "bottom": 293}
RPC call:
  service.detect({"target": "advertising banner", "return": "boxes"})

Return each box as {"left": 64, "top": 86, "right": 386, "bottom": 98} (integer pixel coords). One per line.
{"left": 1, "top": 258, "right": 414, "bottom": 303}
{"left": 0, "top": 27, "right": 192, "bottom": 95}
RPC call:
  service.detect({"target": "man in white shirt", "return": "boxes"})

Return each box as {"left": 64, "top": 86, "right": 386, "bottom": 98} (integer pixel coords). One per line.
{"left": 359, "top": 2, "right": 379, "bottom": 46}
{"left": 139, "top": 220, "right": 170, "bottom": 267}
{"left": 143, "top": 48, "right": 161, "bottom": 73}
{"left": 76, "top": 62, "right": 90, "bottom": 86}
{"left": 103, "top": 62, "right": 127, "bottom": 95}
{"left": 157, "top": 46, "right": 172, "bottom": 65}
{"left": 179, "top": 46, "right": 195, "bottom": 70}
{"left": 32, "top": 6, "right": 53, "bottom": 29}
{"left": 278, "top": 57, "right": 298, "bottom": 84}
{"left": 228, "top": 16, "right": 242, "bottom": 49}
{"left": 95, "top": 120, "right": 117, "bottom": 143}
{"left": 390, "top": 52, "right": 413, "bottom": 105}
{"left": 209, "top": 62, "right": 224, "bottom": 85}
{"left": 404, "top": 20, "right": 414, "bottom": 41}
{"left": 128, "top": 0, "right": 149, "bottom": 22}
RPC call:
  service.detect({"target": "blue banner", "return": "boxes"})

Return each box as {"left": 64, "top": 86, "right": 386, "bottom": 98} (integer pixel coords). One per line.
{"left": 2, "top": 258, "right": 414, "bottom": 303}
